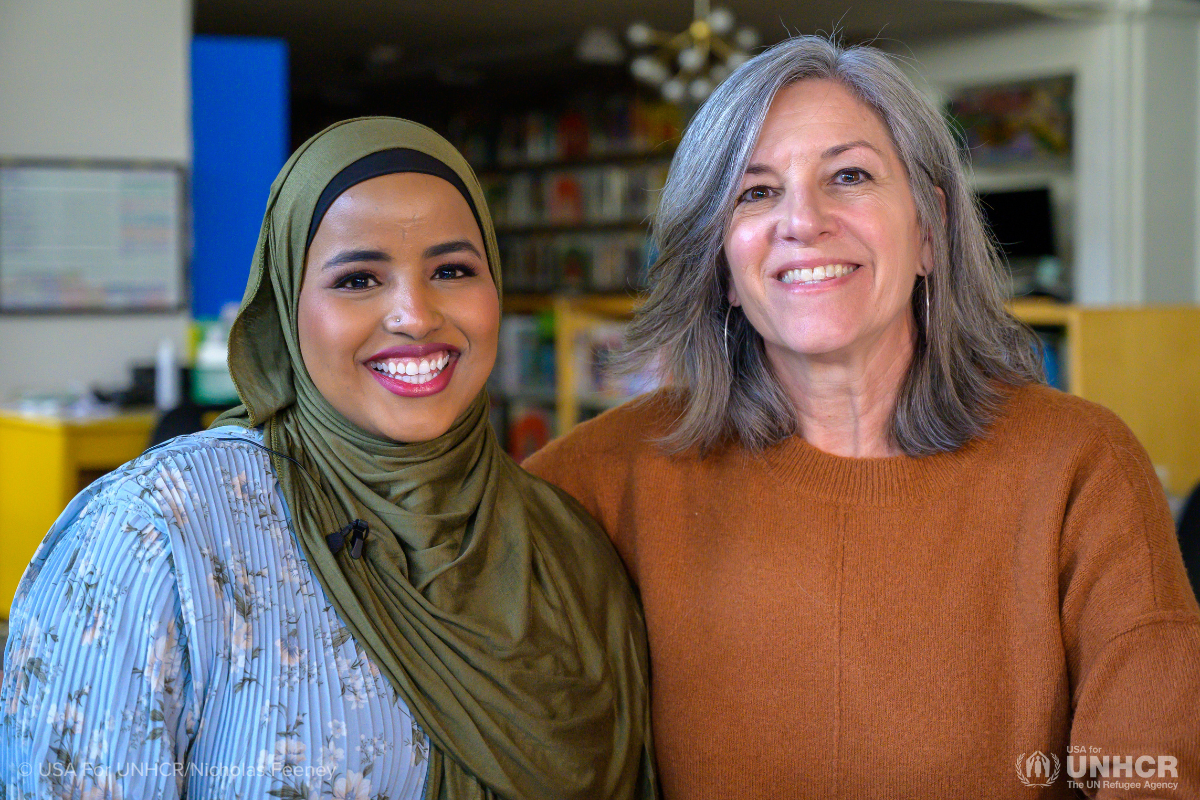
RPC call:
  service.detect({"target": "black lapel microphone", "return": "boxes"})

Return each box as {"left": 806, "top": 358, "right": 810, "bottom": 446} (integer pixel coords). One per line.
{"left": 326, "top": 519, "right": 370, "bottom": 559}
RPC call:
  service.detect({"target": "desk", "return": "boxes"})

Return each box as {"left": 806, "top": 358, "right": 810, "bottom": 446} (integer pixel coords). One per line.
{"left": 0, "top": 409, "right": 154, "bottom": 618}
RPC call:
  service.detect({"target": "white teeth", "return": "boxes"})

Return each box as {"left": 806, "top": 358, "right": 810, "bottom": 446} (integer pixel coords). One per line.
{"left": 367, "top": 351, "right": 454, "bottom": 383}
{"left": 779, "top": 264, "right": 856, "bottom": 285}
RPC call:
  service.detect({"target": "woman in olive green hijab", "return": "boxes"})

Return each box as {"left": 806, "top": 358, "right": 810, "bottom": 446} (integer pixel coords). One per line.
{"left": 0, "top": 117, "right": 655, "bottom": 800}
{"left": 222, "top": 116, "right": 659, "bottom": 798}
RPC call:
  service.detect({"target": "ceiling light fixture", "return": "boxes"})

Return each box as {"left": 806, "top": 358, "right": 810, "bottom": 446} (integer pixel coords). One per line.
{"left": 626, "top": 0, "right": 760, "bottom": 103}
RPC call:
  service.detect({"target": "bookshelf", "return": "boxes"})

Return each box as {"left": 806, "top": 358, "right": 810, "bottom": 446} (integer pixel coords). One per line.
{"left": 551, "top": 294, "right": 645, "bottom": 431}
{"left": 467, "top": 96, "right": 680, "bottom": 457}
{"left": 483, "top": 154, "right": 671, "bottom": 293}
{"left": 461, "top": 96, "right": 681, "bottom": 295}
{"left": 512, "top": 295, "right": 1200, "bottom": 499}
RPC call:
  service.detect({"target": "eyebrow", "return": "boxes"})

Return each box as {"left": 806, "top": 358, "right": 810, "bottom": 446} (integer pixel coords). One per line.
{"left": 821, "top": 139, "right": 884, "bottom": 159}
{"left": 423, "top": 239, "right": 482, "bottom": 259}
{"left": 320, "top": 239, "right": 482, "bottom": 271}
{"left": 322, "top": 249, "right": 390, "bottom": 271}
{"left": 743, "top": 140, "right": 886, "bottom": 177}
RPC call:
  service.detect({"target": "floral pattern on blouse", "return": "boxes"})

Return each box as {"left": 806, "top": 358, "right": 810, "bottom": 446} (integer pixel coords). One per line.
{"left": 0, "top": 427, "right": 429, "bottom": 800}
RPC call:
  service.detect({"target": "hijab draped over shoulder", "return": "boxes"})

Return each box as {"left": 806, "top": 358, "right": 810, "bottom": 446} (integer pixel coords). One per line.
{"left": 214, "top": 117, "right": 656, "bottom": 800}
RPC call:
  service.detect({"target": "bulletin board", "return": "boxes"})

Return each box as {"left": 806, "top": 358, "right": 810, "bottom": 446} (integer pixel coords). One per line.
{"left": 0, "top": 160, "right": 188, "bottom": 313}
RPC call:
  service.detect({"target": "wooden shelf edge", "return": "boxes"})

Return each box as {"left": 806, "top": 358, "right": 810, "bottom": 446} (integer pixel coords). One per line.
{"left": 505, "top": 293, "right": 645, "bottom": 317}
{"left": 1007, "top": 298, "right": 1075, "bottom": 327}
{"left": 557, "top": 294, "right": 644, "bottom": 317}
{"left": 502, "top": 293, "right": 555, "bottom": 314}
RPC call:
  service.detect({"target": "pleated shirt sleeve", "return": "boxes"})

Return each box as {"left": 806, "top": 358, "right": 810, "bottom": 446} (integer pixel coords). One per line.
{"left": 0, "top": 468, "right": 193, "bottom": 799}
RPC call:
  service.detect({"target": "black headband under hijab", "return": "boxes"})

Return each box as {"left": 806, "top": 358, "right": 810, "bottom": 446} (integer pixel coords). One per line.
{"left": 307, "top": 148, "right": 483, "bottom": 249}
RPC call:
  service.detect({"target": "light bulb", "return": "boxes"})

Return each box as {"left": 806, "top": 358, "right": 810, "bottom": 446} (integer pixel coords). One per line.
{"left": 626, "top": 22, "right": 655, "bottom": 47}
{"left": 678, "top": 46, "right": 706, "bottom": 72}
{"left": 708, "top": 7, "right": 735, "bottom": 35}
{"left": 734, "top": 27, "right": 760, "bottom": 50}
{"left": 726, "top": 51, "right": 750, "bottom": 70}
{"left": 662, "top": 77, "right": 686, "bottom": 103}
{"left": 631, "top": 55, "right": 668, "bottom": 85}
{"left": 576, "top": 27, "right": 625, "bottom": 65}
{"left": 689, "top": 77, "right": 713, "bottom": 101}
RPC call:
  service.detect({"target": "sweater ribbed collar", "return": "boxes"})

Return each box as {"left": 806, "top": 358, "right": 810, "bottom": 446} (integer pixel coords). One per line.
{"left": 743, "top": 388, "right": 1024, "bottom": 507}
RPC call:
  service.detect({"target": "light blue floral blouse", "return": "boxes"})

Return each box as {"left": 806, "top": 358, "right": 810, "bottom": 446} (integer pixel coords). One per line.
{"left": 0, "top": 426, "right": 429, "bottom": 800}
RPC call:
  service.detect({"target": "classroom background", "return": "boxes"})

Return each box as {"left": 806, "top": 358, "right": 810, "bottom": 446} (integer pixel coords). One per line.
{"left": 2, "top": 0, "right": 1200, "bottom": 630}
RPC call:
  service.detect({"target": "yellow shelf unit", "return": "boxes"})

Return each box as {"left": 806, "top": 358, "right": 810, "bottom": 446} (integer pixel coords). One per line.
{"left": 0, "top": 410, "right": 155, "bottom": 618}
{"left": 551, "top": 294, "right": 643, "bottom": 433}
{"left": 1021, "top": 303, "right": 1200, "bottom": 498}
{"left": 540, "top": 295, "right": 1200, "bottom": 498}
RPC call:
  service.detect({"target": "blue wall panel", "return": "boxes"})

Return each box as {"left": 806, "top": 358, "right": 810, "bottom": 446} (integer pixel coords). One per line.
{"left": 191, "top": 35, "right": 288, "bottom": 318}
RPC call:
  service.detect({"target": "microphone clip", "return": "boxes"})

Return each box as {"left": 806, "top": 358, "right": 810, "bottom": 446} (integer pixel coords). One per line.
{"left": 326, "top": 519, "right": 370, "bottom": 559}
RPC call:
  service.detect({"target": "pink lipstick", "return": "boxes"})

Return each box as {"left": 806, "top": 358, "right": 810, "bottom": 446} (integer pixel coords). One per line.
{"left": 364, "top": 344, "right": 459, "bottom": 398}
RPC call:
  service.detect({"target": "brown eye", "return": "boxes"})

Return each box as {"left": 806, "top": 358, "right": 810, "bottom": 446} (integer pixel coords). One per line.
{"left": 738, "top": 186, "right": 774, "bottom": 203}
{"left": 433, "top": 264, "right": 478, "bottom": 280}
{"left": 334, "top": 272, "right": 378, "bottom": 290}
{"left": 833, "top": 168, "right": 870, "bottom": 185}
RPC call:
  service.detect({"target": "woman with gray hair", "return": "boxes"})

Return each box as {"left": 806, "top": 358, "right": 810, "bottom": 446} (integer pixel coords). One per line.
{"left": 524, "top": 35, "right": 1200, "bottom": 799}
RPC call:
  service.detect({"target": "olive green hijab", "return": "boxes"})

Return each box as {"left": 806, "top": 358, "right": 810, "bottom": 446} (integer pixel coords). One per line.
{"left": 214, "top": 117, "right": 656, "bottom": 800}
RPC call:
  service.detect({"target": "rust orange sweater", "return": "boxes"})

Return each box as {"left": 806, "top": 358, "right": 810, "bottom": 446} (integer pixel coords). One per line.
{"left": 524, "top": 384, "right": 1200, "bottom": 799}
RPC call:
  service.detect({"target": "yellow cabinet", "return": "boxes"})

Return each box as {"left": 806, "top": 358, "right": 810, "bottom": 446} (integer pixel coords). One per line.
{"left": 0, "top": 410, "right": 154, "bottom": 618}
{"left": 1008, "top": 301, "right": 1200, "bottom": 498}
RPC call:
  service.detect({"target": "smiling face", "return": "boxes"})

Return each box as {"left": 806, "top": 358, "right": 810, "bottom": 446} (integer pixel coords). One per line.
{"left": 297, "top": 172, "right": 499, "bottom": 443}
{"left": 724, "top": 78, "right": 933, "bottom": 379}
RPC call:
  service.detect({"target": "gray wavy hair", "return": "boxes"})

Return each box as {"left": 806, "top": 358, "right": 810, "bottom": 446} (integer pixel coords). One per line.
{"left": 619, "top": 34, "right": 1043, "bottom": 455}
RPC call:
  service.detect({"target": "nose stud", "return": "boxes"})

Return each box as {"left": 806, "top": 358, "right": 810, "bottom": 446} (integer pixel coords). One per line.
{"left": 384, "top": 304, "right": 444, "bottom": 335}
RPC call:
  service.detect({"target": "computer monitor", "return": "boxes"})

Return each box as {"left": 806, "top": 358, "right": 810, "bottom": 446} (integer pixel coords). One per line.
{"left": 976, "top": 187, "right": 1056, "bottom": 260}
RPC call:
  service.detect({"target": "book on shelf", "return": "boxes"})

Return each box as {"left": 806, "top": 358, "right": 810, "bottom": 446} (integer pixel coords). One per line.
{"left": 547, "top": 171, "right": 585, "bottom": 224}
{"left": 573, "top": 321, "right": 660, "bottom": 404}
{"left": 499, "top": 232, "right": 651, "bottom": 293}
{"left": 483, "top": 162, "right": 669, "bottom": 230}
{"left": 488, "top": 395, "right": 555, "bottom": 463}
{"left": 491, "top": 313, "right": 557, "bottom": 460}
{"left": 506, "top": 403, "right": 555, "bottom": 462}
{"left": 1035, "top": 328, "right": 1065, "bottom": 391}
{"left": 475, "top": 95, "right": 682, "bottom": 169}
{"left": 493, "top": 313, "right": 556, "bottom": 397}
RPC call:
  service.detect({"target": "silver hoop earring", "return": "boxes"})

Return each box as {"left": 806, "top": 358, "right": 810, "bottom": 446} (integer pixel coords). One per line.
{"left": 924, "top": 277, "right": 931, "bottom": 333}
{"left": 723, "top": 304, "right": 733, "bottom": 365}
